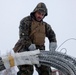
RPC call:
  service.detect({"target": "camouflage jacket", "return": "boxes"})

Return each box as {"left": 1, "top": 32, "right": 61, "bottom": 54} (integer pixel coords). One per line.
{"left": 19, "top": 16, "right": 57, "bottom": 47}
{"left": 13, "top": 15, "right": 57, "bottom": 52}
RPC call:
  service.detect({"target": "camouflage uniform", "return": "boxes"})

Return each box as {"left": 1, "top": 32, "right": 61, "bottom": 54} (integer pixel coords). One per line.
{"left": 13, "top": 2, "right": 57, "bottom": 75}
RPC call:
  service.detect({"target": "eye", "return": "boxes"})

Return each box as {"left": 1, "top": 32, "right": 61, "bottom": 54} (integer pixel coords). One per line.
{"left": 41, "top": 13, "right": 45, "bottom": 16}
{"left": 38, "top": 12, "right": 45, "bottom": 16}
{"left": 37, "top": 12, "right": 41, "bottom": 15}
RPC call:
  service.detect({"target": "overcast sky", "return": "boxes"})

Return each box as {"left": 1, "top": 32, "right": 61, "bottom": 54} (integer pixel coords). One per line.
{"left": 0, "top": 0, "right": 76, "bottom": 74}
{"left": 0, "top": 0, "right": 76, "bottom": 57}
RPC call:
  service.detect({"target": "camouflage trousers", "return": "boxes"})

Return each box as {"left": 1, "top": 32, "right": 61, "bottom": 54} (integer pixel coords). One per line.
{"left": 17, "top": 65, "right": 52, "bottom": 75}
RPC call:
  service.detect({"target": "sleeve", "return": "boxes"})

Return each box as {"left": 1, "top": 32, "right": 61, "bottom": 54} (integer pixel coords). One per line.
{"left": 45, "top": 23, "right": 57, "bottom": 51}
{"left": 19, "top": 18, "right": 32, "bottom": 47}
{"left": 45, "top": 23, "right": 57, "bottom": 42}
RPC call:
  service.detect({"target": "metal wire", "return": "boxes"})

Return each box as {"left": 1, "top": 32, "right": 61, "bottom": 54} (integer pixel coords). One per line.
{"left": 0, "top": 50, "right": 76, "bottom": 75}
{"left": 39, "top": 50, "right": 76, "bottom": 75}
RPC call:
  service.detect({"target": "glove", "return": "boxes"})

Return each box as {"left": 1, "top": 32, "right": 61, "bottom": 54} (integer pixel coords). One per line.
{"left": 28, "top": 44, "right": 36, "bottom": 51}
{"left": 49, "top": 42, "right": 57, "bottom": 51}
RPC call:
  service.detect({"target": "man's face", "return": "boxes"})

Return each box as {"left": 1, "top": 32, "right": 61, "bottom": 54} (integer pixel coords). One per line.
{"left": 34, "top": 11, "right": 45, "bottom": 21}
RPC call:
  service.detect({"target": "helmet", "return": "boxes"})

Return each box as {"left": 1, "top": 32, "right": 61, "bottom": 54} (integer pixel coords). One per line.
{"left": 31, "top": 2, "right": 48, "bottom": 16}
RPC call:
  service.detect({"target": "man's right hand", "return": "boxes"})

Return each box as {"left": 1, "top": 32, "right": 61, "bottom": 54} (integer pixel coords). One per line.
{"left": 28, "top": 44, "right": 36, "bottom": 50}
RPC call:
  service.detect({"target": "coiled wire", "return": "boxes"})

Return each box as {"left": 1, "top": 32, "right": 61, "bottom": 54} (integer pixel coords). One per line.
{"left": 39, "top": 50, "right": 76, "bottom": 75}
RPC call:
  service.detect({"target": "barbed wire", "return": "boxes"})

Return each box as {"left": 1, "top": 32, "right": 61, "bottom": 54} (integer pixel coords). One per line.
{"left": 56, "top": 38, "right": 76, "bottom": 54}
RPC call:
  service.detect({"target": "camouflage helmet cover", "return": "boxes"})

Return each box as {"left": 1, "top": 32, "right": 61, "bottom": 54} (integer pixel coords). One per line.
{"left": 31, "top": 2, "right": 48, "bottom": 16}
